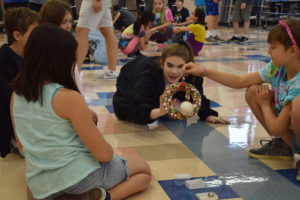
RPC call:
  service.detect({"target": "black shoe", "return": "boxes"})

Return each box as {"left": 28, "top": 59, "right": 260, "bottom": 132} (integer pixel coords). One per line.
{"left": 213, "top": 35, "right": 224, "bottom": 41}
{"left": 239, "top": 36, "right": 248, "bottom": 42}
{"left": 127, "top": 51, "right": 142, "bottom": 59}
{"left": 228, "top": 36, "right": 240, "bottom": 42}
{"left": 88, "top": 40, "right": 97, "bottom": 55}
{"left": 248, "top": 138, "right": 293, "bottom": 160}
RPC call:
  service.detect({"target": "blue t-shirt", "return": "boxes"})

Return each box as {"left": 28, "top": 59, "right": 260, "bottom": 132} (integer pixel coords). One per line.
{"left": 259, "top": 61, "right": 300, "bottom": 115}
{"left": 195, "top": 0, "right": 205, "bottom": 6}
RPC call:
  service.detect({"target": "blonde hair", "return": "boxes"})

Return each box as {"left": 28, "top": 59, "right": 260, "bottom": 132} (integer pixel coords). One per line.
{"left": 153, "top": 0, "right": 166, "bottom": 25}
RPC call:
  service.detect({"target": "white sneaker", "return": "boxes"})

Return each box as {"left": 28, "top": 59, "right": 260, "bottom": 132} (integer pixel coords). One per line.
{"left": 95, "top": 70, "right": 118, "bottom": 79}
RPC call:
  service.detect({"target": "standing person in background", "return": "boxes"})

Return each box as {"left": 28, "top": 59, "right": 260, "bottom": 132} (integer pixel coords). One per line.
{"left": 194, "top": 0, "right": 206, "bottom": 12}
{"left": 228, "top": 0, "right": 253, "bottom": 42}
{"left": 76, "top": 0, "right": 118, "bottom": 79}
{"left": 205, "top": 0, "right": 224, "bottom": 42}
{"left": 112, "top": 5, "right": 136, "bottom": 33}
{"left": 29, "top": 0, "right": 47, "bottom": 12}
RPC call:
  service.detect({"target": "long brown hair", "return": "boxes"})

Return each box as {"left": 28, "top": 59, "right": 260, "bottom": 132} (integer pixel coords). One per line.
{"left": 153, "top": 0, "right": 167, "bottom": 25}
{"left": 39, "top": 0, "right": 72, "bottom": 26}
{"left": 161, "top": 41, "right": 194, "bottom": 65}
{"left": 13, "top": 24, "right": 78, "bottom": 105}
{"left": 267, "top": 19, "right": 300, "bottom": 50}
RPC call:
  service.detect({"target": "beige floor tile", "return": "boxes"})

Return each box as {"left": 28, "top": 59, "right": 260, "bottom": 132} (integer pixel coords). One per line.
{"left": 125, "top": 181, "right": 170, "bottom": 200}
{"left": 0, "top": 153, "right": 26, "bottom": 200}
{"left": 104, "top": 130, "right": 181, "bottom": 148}
{"left": 148, "top": 158, "right": 216, "bottom": 180}
{"left": 134, "top": 143, "right": 197, "bottom": 162}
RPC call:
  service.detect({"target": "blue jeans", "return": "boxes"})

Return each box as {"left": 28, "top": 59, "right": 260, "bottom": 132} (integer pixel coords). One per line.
{"left": 41, "top": 154, "right": 129, "bottom": 200}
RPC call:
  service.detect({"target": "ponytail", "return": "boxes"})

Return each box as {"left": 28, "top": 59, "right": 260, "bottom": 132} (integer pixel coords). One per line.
{"left": 133, "top": 19, "right": 142, "bottom": 36}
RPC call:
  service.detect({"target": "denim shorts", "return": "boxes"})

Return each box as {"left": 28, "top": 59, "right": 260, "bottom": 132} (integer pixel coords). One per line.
{"left": 42, "top": 154, "right": 129, "bottom": 200}
{"left": 291, "top": 133, "right": 300, "bottom": 154}
{"left": 205, "top": 1, "right": 218, "bottom": 16}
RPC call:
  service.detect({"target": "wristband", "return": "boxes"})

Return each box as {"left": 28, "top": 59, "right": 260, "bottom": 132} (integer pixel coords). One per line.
{"left": 200, "top": 67, "right": 207, "bottom": 77}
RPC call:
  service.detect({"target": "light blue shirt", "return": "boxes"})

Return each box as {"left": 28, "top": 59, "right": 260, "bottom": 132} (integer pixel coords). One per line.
{"left": 259, "top": 61, "right": 300, "bottom": 115}
{"left": 13, "top": 83, "right": 100, "bottom": 199}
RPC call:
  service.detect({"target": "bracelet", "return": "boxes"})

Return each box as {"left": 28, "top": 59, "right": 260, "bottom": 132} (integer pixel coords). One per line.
{"left": 201, "top": 67, "right": 207, "bottom": 77}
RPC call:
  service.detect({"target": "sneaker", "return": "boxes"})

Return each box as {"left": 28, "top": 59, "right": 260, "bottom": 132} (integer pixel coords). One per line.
{"left": 206, "top": 36, "right": 217, "bottom": 43}
{"left": 157, "top": 42, "right": 167, "bottom": 49}
{"left": 296, "top": 160, "right": 300, "bottom": 181}
{"left": 54, "top": 188, "right": 110, "bottom": 200}
{"left": 213, "top": 35, "right": 224, "bottom": 41}
{"left": 239, "top": 36, "right": 248, "bottom": 42}
{"left": 88, "top": 40, "right": 97, "bottom": 56}
{"left": 248, "top": 138, "right": 293, "bottom": 160}
{"left": 228, "top": 35, "right": 240, "bottom": 42}
{"left": 95, "top": 70, "right": 118, "bottom": 79}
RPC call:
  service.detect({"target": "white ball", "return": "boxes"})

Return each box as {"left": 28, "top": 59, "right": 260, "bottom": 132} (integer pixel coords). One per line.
{"left": 180, "top": 101, "right": 194, "bottom": 117}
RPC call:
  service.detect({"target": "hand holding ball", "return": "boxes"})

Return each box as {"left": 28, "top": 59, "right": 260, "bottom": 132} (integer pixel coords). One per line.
{"left": 180, "top": 101, "right": 194, "bottom": 117}
{"left": 162, "top": 82, "right": 201, "bottom": 120}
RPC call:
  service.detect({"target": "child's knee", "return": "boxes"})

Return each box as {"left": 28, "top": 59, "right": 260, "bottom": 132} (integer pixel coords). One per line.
{"left": 245, "top": 84, "right": 259, "bottom": 102}
{"left": 291, "top": 97, "right": 300, "bottom": 119}
{"left": 142, "top": 160, "right": 152, "bottom": 176}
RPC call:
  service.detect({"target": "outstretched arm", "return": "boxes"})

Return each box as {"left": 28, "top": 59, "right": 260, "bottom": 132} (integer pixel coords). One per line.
{"left": 183, "top": 62, "right": 264, "bottom": 89}
{"left": 173, "top": 26, "right": 190, "bottom": 34}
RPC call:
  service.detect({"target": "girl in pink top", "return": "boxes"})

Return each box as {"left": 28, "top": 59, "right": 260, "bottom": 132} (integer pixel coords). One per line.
{"left": 150, "top": 0, "right": 174, "bottom": 44}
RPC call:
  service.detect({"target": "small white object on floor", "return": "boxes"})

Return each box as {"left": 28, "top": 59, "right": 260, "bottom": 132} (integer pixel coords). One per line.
{"left": 196, "top": 192, "right": 218, "bottom": 200}
{"left": 174, "top": 173, "right": 192, "bottom": 179}
{"left": 147, "top": 120, "right": 159, "bottom": 130}
{"left": 185, "top": 179, "right": 205, "bottom": 190}
{"left": 180, "top": 101, "right": 194, "bottom": 117}
{"left": 186, "top": 115, "right": 199, "bottom": 127}
{"left": 294, "top": 153, "right": 300, "bottom": 168}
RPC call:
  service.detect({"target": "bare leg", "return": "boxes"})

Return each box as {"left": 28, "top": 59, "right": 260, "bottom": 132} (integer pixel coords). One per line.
{"left": 100, "top": 27, "right": 117, "bottom": 72}
{"left": 233, "top": 21, "right": 239, "bottom": 35}
{"left": 243, "top": 20, "right": 250, "bottom": 35}
{"left": 245, "top": 85, "right": 292, "bottom": 147}
{"left": 245, "top": 85, "right": 269, "bottom": 131}
{"left": 206, "top": 15, "right": 214, "bottom": 32}
{"left": 291, "top": 97, "right": 300, "bottom": 145}
{"left": 108, "top": 154, "right": 152, "bottom": 200}
{"left": 212, "top": 15, "right": 219, "bottom": 30}
{"left": 75, "top": 27, "right": 90, "bottom": 71}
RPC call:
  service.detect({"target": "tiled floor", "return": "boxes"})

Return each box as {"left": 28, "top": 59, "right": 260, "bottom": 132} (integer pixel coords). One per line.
{"left": 1, "top": 25, "right": 300, "bottom": 199}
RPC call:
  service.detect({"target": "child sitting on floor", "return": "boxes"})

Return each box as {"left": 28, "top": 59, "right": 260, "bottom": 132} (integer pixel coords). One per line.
{"left": 11, "top": 24, "right": 151, "bottom": 200}
{"left": 172, "top": 7, "right": 206, "bottom": 56}
{"left": 0, "top": 7, "right": 40, "bottom": 158}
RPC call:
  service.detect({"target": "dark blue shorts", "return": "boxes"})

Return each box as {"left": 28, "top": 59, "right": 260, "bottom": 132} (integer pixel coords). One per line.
{"left": 205, "top": 1, "right": 218, "bottom": 16}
